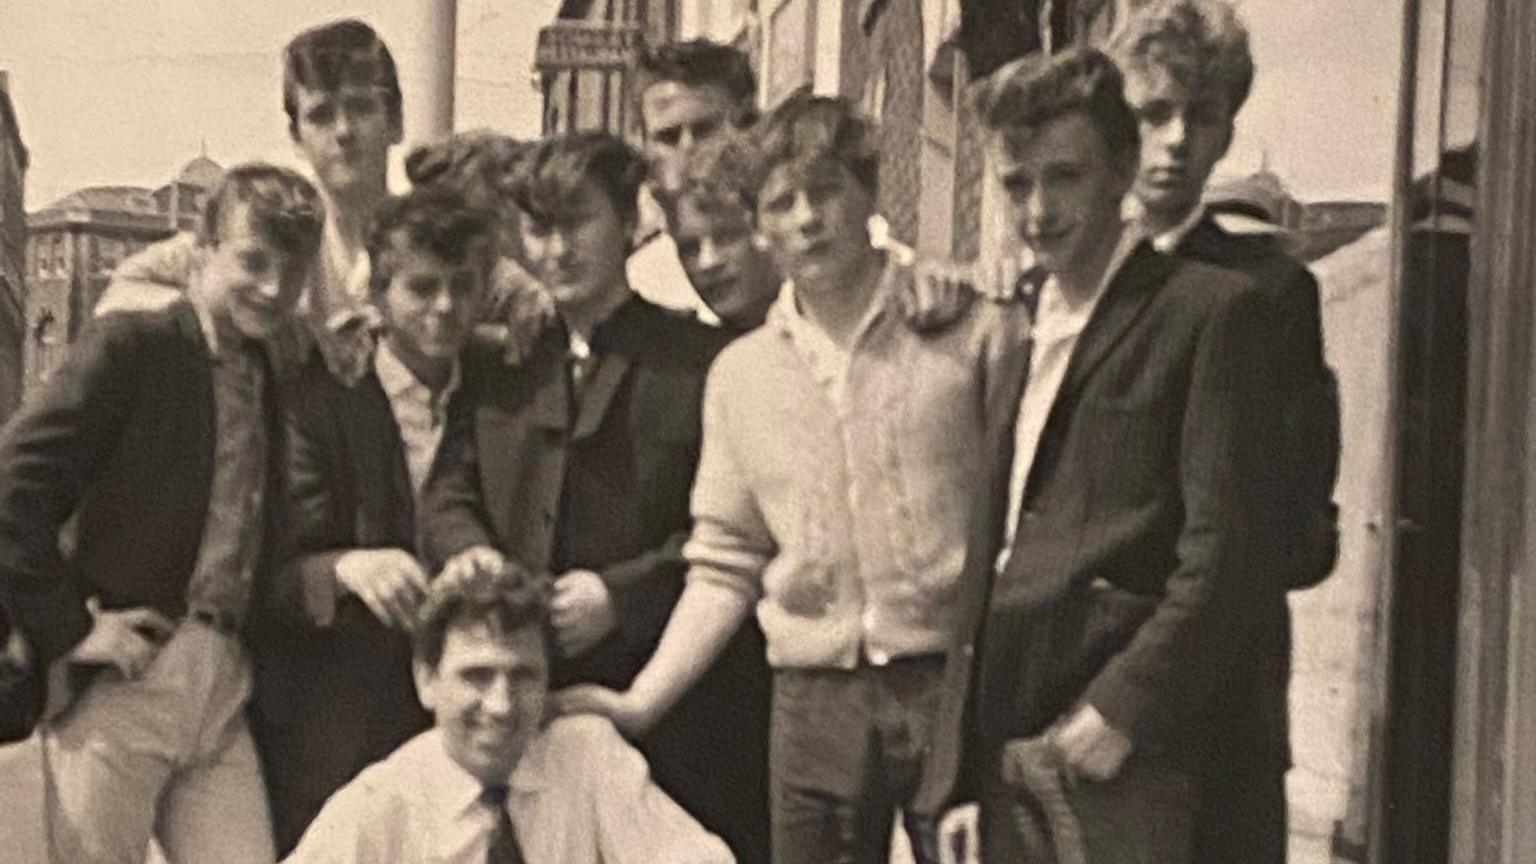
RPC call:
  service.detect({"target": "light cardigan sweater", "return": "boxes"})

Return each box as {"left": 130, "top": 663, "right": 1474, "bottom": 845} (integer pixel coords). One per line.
{"left": 684, "top": 270, "right": 1028, "bottom": 668}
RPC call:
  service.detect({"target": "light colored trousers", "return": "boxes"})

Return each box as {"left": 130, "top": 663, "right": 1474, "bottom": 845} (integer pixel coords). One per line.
{"left": 40, "top": 618, "right": 274, "bottom": 864}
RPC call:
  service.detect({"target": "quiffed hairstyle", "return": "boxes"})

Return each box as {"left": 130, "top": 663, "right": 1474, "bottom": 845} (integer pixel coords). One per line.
{"left": 283, "top": 19, "right": 403, "bottom": 137}
{"left": 197, "top": 163, "right": 324, "bottom": 258}
{"left": 1109, "top": 0, "right": 1255, "bottom": 118}
{"left": 752, "top": 91, "right": 880, "bottom": 198}
{"left": 509, "top": 132, "right": 648, "bottom": 229}
{"left": 406, "top": 131, "right": 532, "bottom": 262}
{"left": 367, "top": 187, "right": 497, "bottom": 296}
{"left": 412, "top": 564, "right": 550, "bottom": 670}
{"left": 405, "top": 130, "right": 530, "bottom": 214}
{"left": 978, "top": 48, "right": 1140, "bottom": 163}
{"left": 635, "top": 39, "right": 758, "bottom": 118}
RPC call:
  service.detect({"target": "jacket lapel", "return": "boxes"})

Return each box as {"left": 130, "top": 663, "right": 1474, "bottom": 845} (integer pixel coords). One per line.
{"left": 1053, "top": 242, "right": 1172, "bottom": 405}
{"left": 570, "top": 298, "right": 652, "bottom": 442}
{"left": 527, "top": 355, "right": 571, "bottom": 433}
{"left": 173, "top": 302, "right": 218, "bottom": 520}
{"left": 570, "top": 353, "right": 633, "bottom": 441}
{"left": 356, "top": 371, "right": 417, "bottom": 538}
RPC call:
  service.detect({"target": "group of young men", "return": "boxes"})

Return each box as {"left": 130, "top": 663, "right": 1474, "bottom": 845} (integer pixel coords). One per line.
{"left": 0, "top": 2, "right": 1338, "bottom": 863}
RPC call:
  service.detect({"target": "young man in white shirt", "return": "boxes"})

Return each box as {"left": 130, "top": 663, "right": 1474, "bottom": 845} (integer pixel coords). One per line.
{"left": 284, "top": 566, "right": 732, "bottom": 864}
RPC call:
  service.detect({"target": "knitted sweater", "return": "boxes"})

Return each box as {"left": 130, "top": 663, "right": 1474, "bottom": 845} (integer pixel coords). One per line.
{"left": 684, "top": 275, "right": 1027, "bottom": 668}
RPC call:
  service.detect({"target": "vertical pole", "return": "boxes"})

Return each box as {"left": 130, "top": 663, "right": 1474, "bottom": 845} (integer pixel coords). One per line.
{"left": 1355, "top": 0, "right": 1419, "bottom": 861}
{"left": 403, "top": 0, "right": 457, "bottom": 148}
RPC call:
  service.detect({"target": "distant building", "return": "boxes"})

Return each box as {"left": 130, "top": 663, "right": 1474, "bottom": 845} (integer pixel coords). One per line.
{"left": 1209, "top": 164, "right": 1386, "bottom": 263}
{"left": 0, "top": 72, "right": 28, "bottom": 423}
{"left": 23, "top": 154, "right": 222, "bottom": 389}
{"left": 536, "top": 0, "right": 681, "bottom": 140}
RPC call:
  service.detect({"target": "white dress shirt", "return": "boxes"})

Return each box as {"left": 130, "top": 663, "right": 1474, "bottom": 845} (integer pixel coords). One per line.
{"left": 997, "top": 229, "right": 1141, "bottom": 572}
{"left": 1148, "top": 202, "right": 1207, "bottom": 253}
{"left": 373, "top": 343, "right": 460, "bottom": 497}
{"left": 284, "top": 717, "right": 733, "bottom": 864}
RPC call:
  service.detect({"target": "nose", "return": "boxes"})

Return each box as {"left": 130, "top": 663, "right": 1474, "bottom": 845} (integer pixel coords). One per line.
{"left": 696, "top": 237, "right": 723, "bottom": 271}
{"left": 788, "top": 191, "right": 822, "bottom": 235}
{"left": 542, "top": 229, "right": 570, "bottom": 264}
{"left": 1023, "top": 186, "right": 1053, "bottom": 232}
{"left": 1160, "top": 113, "right": 1189, "bottom": 153}
{"left": 480, "top": 675, "right": 514, "bottom": 717}
{"left": 333, "top": 110, "right": 355, "bottom": 143}
{"left": 429, "top": 286, "right": 456, "bottom": 314}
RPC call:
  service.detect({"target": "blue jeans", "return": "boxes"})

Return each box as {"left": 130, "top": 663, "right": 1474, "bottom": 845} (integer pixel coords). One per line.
{"left": 769, "top": 655, "right": 945, "bottom": 864}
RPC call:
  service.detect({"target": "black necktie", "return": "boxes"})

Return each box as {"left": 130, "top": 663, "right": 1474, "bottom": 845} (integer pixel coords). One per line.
{"left": 481, "top": 784, "right": 526, "bottom": 864}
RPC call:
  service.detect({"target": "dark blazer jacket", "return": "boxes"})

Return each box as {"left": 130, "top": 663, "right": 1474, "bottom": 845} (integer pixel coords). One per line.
{"left": 0, "top": 302, "right": 280, "bottom": 670}
{"left": 1176, "top": 214, "right": 1341, "bottom": 589}
{"left": 916, "top": 244, "right": 1289, "bottom": 818}
{"left": 420, "top": 296, "right": 730, "bottom": 681}
{"left": 248, "top": 354, "right": 438, "bottom": 854}
{"left": 419, "top": 296, "right": 770, "bottom": 863}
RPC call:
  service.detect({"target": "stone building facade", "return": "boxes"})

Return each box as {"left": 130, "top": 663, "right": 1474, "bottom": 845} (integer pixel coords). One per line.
{"left": 0, "top": 74, "right": 27, "bottom": 423}
{"left": 22, "top": 155, "right": 220, "bottom": 390}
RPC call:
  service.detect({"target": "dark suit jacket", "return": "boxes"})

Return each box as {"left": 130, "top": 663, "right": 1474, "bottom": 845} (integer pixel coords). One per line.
{"left": 0, "top": 302, "right": 280, "bottom": 670}
{"left": 1176, "top": 215, "right": 1341, "bottom": 588}
{"left": 1173, "top": 214, "right": 1335, "bottom": 862}
{"left": 916, "top": 245, "right": 1289, "bottom": 819}
{"left": 421, "top": 296, "right": 729, "bottom": 682}
{"left": 248, "top": 355, "right": 437, "bottom": 854}
{"left": 420, "top": 296, "right": 770, "bottom": 862}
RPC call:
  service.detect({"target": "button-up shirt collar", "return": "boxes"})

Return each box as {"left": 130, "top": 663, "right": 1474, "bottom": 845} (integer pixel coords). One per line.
{"left": 998, "top": 225, "right": 1142, "bottom": 572}
{"left": 767, "top": 258, "right": 897, "bottom": 408}
{"left": 1148, "top": 201, "right": 1208, "bottom": 254}
{"left": 373, "top": 342, "right": 460, "bottom": 496}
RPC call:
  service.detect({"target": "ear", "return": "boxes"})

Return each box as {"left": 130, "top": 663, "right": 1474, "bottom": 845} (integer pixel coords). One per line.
{"left": 413, "top": 660, "right": 438, "bottom": 713}
{"left": 390, "top": 111, "right": 405, "bottom": 147}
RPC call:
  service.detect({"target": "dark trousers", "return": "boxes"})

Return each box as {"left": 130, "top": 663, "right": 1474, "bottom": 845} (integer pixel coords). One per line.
{"left": 979, "top": 750, "right": 1198, "bottom": 864}
{"left": 769, "top": 655, "right": 944, "bottom": 864}
{"left": 1193, "top": 768, "right": 1288, "bottom": 864}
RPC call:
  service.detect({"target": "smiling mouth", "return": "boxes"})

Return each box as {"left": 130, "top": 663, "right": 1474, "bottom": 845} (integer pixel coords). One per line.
{"left": 1146, "top": 166, "right": 1188, "bottom": 183}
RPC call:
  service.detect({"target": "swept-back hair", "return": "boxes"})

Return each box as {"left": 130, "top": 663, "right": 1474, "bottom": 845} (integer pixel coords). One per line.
{"left": 752, "top": 91, "right": 880, "bottom": 197}
{"left": 197, "top": 162, "right": 324, "bottom": 258}
{"left": 978, "top": 48, "right": 1140, "bottom": 163}
{"left": 366, "top": 187, "right": 497, "bottom": 295}
{"left": 509, "top": 132, "right": 648, "bottom": 229}
{"left": 283, "top": 19, "right": 403, "bottom": 136}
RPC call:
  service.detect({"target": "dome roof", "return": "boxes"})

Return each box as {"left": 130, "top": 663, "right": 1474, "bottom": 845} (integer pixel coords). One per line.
{"left": 174, "top": 155, "right": 223, "bottom": 190}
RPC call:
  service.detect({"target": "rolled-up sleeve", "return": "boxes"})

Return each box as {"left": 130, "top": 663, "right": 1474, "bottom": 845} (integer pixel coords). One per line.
{"left": 681, "top": 363, "right": 775, "bottom": 603}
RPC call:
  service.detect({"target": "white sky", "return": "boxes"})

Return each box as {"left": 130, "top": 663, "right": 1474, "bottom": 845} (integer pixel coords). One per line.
{"left": 0, "top": 0, "right": 1478, "bottom": 210}
{"left": 0, "top": 0, "right": 561, "bottom": 208}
